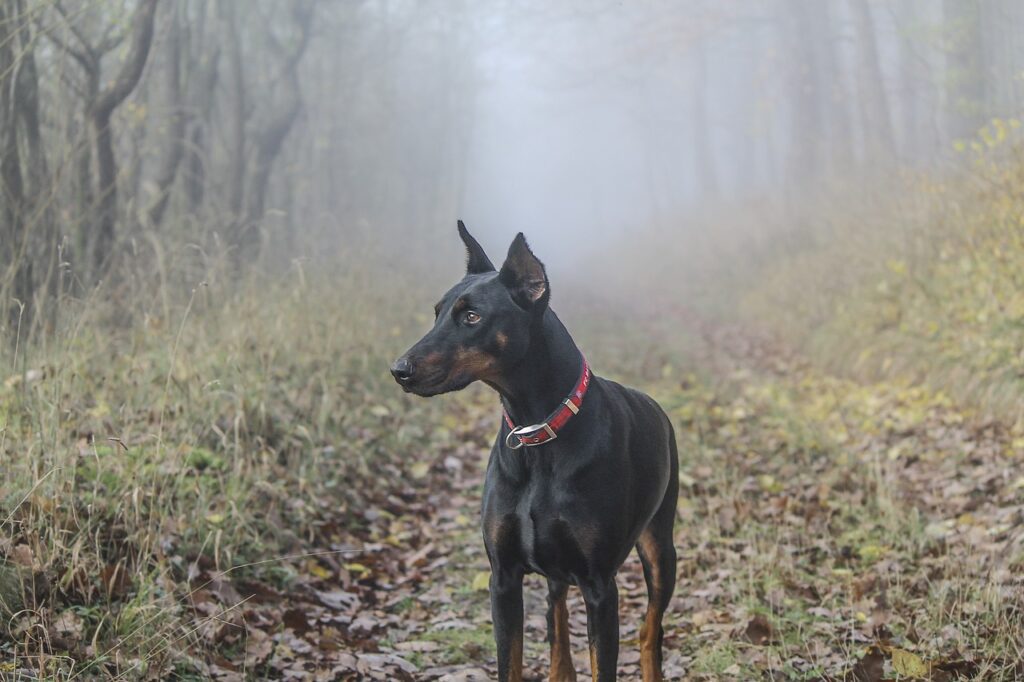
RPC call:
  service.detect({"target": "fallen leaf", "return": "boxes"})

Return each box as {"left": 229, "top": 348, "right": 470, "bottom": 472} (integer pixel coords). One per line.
{"left": 282, "top": 608, "right": 312, "bottom": 633}
{"left": 742, "top": 614, "right": 774, "bottom": 645}
{"left": 343, "top": 562, "right": 371, "bottom": 578}
{"left": 306, "top": 560, "right": 332, "bottom": 580}
{"left": 394, "top": 639, "right": 441, "bottom": 652}
{"left": 858, "top": 544, "right": 887, "bottom": 562}
{"left": 470, "top": 571, "right": 490, "bottom": 592}
{"left": 10, "top": 545, "right": 34, "bottom": 568}
{"left": 50, "top": 609, "right": 83, "bottom": 640}
{"left": 851, "top": 646, "right": 885, "bottom": 682}
{"left": 891, "top": 648, "right": 929, "bottom": 678}
{"left": 316, "top": 588, "right": 358, "bottom": 610}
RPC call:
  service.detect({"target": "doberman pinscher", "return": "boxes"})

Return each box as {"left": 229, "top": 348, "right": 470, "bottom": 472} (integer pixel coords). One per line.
{"left": 391, "top": 223, "right": 678, "bottom": 681}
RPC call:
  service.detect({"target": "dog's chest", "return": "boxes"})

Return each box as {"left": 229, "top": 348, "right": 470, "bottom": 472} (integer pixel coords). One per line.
{"left": 486, "top": 473, "right": 598, "bottom": 583}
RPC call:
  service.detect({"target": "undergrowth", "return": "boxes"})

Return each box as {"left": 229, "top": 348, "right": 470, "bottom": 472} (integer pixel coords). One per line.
{"left": 0, "top": 258, "right": 456, "bottom": 677}
{"left": 737, "top": 126, "right": 1024, "bottom": 421}
{"left": 5, "top": 137, "right": 1024, "bottom": 678}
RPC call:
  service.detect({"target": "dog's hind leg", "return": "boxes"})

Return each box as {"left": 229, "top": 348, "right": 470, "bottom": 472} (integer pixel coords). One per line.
{"left": 636, "top": 445, "right": 679, "bottom": 681}
{"left": 546, "top": 579, "right": 577, "bottom": 681}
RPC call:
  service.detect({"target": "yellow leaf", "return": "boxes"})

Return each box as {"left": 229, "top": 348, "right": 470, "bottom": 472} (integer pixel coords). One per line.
{"left": 858, "top": 544, "right": 887, "bottom": 562}
{"left": 344, "top": 562, "right": 371, "bottom": 578}
{"left": 891, "top": 648, "right": 929, "bottom": 678}
{"left": 409, "top": 462, "right": 430, "bottom": 479}
{"left": 886, "top": 259, "right": 907, "bottom": 276}
{"left": 205, "top": 513, "right": 225, "bottom": 525}
{"left": 307, "top": 560, "right": 332, "bottom": 580}
{"left": 471, "top": 571, "right": 490, "bottom": 592}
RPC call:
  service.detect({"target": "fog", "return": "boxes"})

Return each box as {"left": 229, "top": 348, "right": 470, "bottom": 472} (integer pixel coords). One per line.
{"left": 292, "top": 0, "right": 1020, "bottom": 270}
{"left": 3, "top": 0, "right": 1024, "bottom": 321}
{"left": 5, "top": 4, "right": 1024, "bottom": 676}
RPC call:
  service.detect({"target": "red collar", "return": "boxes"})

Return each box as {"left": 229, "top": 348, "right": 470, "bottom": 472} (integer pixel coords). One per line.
{"left": 503, "top": 355, "right": 591, "bottom": 449}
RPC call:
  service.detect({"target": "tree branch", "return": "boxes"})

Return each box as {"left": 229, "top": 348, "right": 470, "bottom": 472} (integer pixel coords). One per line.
{"left": 35, "top": 14, "right": 94, "bottom": 74}
{"left": 52, "top": 0, "right": 96, "bottom": 57}
{"left": 92, "top": 0, "right": 159, "bottom": 122}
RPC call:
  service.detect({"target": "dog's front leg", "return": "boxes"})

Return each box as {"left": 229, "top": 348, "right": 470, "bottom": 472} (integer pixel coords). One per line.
{"left": 582, "top": 577, "right": 619, "bottom": 682}
{"left": 490, "top": 567, "right": 525, "bottom": 682}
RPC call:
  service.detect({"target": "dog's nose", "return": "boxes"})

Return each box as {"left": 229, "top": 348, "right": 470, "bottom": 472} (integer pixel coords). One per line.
{"left": 390, "top": 357, "right": 415, "bottom": 384}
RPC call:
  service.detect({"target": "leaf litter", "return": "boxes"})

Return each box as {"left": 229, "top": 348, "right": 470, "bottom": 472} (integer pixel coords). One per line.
{"left": 181, "top": 317, "right": 1022, "bottom": 680}
{"left": 4, "top": 314, "right": 1023, "bottom": 680}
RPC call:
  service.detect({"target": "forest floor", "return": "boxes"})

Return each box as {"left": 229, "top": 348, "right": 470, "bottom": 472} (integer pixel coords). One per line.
{"left": 121, "top": 313, "right": 1023, "bottom": 682}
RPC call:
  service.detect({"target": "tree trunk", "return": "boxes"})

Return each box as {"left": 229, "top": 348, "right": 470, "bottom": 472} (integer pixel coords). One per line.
{"left": 237, "top": 0, "right": 317, "bottom": 261}
{"left": 223, "top": 0, "right": 246, "bottom": 219}
{"left": 691, "top": 39, "right": 718, "bottom": 199}
{"left": 148, "top": 4, "right": 186, "bottom": 228}
{"left": 851, "top": 0, "right": 896, "bottom": 162}
{"left": 786, "top": 1, "right": 823, "bottom": 184}
{"left": 809, "top": 1, "right": 852, "bottom": 172}
{"left": 184, "top": 6, "right": 220, "bottom": 213}
{"left": 0, "top": 0, "right": 31, "bottom": 325}
{"left": 89, "top": 0, "right": 159, "bottom": 271}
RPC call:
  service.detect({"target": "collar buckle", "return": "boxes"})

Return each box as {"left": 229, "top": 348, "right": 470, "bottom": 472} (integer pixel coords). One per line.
{"left": 505, "top": 422, "right": 557, "bottom": 449}
{"left": 502, "top": 354, "right": 589, "bottom": 451}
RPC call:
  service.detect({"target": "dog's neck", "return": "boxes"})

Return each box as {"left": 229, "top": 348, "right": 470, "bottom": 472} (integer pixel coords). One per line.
{"left": 493, "top": 308, "right": 584, "bottom": 427}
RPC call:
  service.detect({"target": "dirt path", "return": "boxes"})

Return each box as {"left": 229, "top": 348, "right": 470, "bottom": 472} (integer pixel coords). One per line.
{"left": 192, "top": 397, "right": 674, "bottom": 681}
{"left": 189, "top": 318, "right": 1024, "bottom": 681}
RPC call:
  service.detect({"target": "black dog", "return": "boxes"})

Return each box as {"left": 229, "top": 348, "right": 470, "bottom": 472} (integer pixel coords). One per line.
{"left": 391, "top": 223, "right": 678, "bottom": 681}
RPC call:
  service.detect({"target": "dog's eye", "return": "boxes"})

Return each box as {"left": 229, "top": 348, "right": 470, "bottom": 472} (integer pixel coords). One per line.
{"left": 464, "top": 311, "right": 481, "bottom": 325}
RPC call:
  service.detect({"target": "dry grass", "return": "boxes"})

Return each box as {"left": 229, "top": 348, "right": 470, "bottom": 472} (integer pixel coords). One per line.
{"left": 0, "top": 251, "right": 454, "bottom": 678}
{"left": 5, "top": 145, "right": 1024, "bottom": 678}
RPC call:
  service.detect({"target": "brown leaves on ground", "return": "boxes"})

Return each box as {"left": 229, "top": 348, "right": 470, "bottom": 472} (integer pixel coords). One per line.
{"left": 160, "top": 406, "right": 503, "bottom": 681}
{"left": 169, "top": 319, "right": 1023, "bottom": 680}
{"left": 5, "top": 316, "right": 1023, "bottom": 680}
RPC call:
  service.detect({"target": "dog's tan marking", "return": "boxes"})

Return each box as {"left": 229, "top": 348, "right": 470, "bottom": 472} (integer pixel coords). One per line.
{"left": 549, "top": 592, "right": 576, "bottom": 681}
{"left": 447, "top": 346, "right": 499, "bottom": 382}
{"left": 485, "top": 516, "right": 510, "bottom": 550}
{"left": 509, "top": 628, "right": 523, "bottom": 682}
{"left": 589, "top": 646, "right": 598, "bottom": 682}
{"left": 638, "top": 529, "right": 664, "bottom": 682}
{"left": 496, "top": 331, "right": 508, "bottom": 350}
{"left": 575, "top": 523, "right": 601, "bottom": 558}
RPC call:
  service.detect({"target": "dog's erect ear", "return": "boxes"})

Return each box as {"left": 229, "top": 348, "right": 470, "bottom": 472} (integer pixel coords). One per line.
{"left": 457, "top": 220, "right": 495, "bottom": 274}
{"left": 499, "top": 233, "right": 549, "bottom": 310}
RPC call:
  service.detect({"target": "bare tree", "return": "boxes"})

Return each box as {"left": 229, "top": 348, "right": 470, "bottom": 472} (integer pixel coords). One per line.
{"left": 236, "top": 0, "right": 317, "bottom": 258}
{"left": 41, "top": 0, "right": 160, "bottom": 272}
{"left": 147, "top": 3, "right": 186, "bottom": 228}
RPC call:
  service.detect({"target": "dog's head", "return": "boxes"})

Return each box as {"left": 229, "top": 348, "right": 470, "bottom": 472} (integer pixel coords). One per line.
{"left": 390, "top": 222, "right": 549, "bottom": 396}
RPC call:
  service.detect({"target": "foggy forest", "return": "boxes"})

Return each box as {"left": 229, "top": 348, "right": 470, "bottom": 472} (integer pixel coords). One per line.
{"left": 3, "top": 0, "right": 1024, "bottom": 679}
